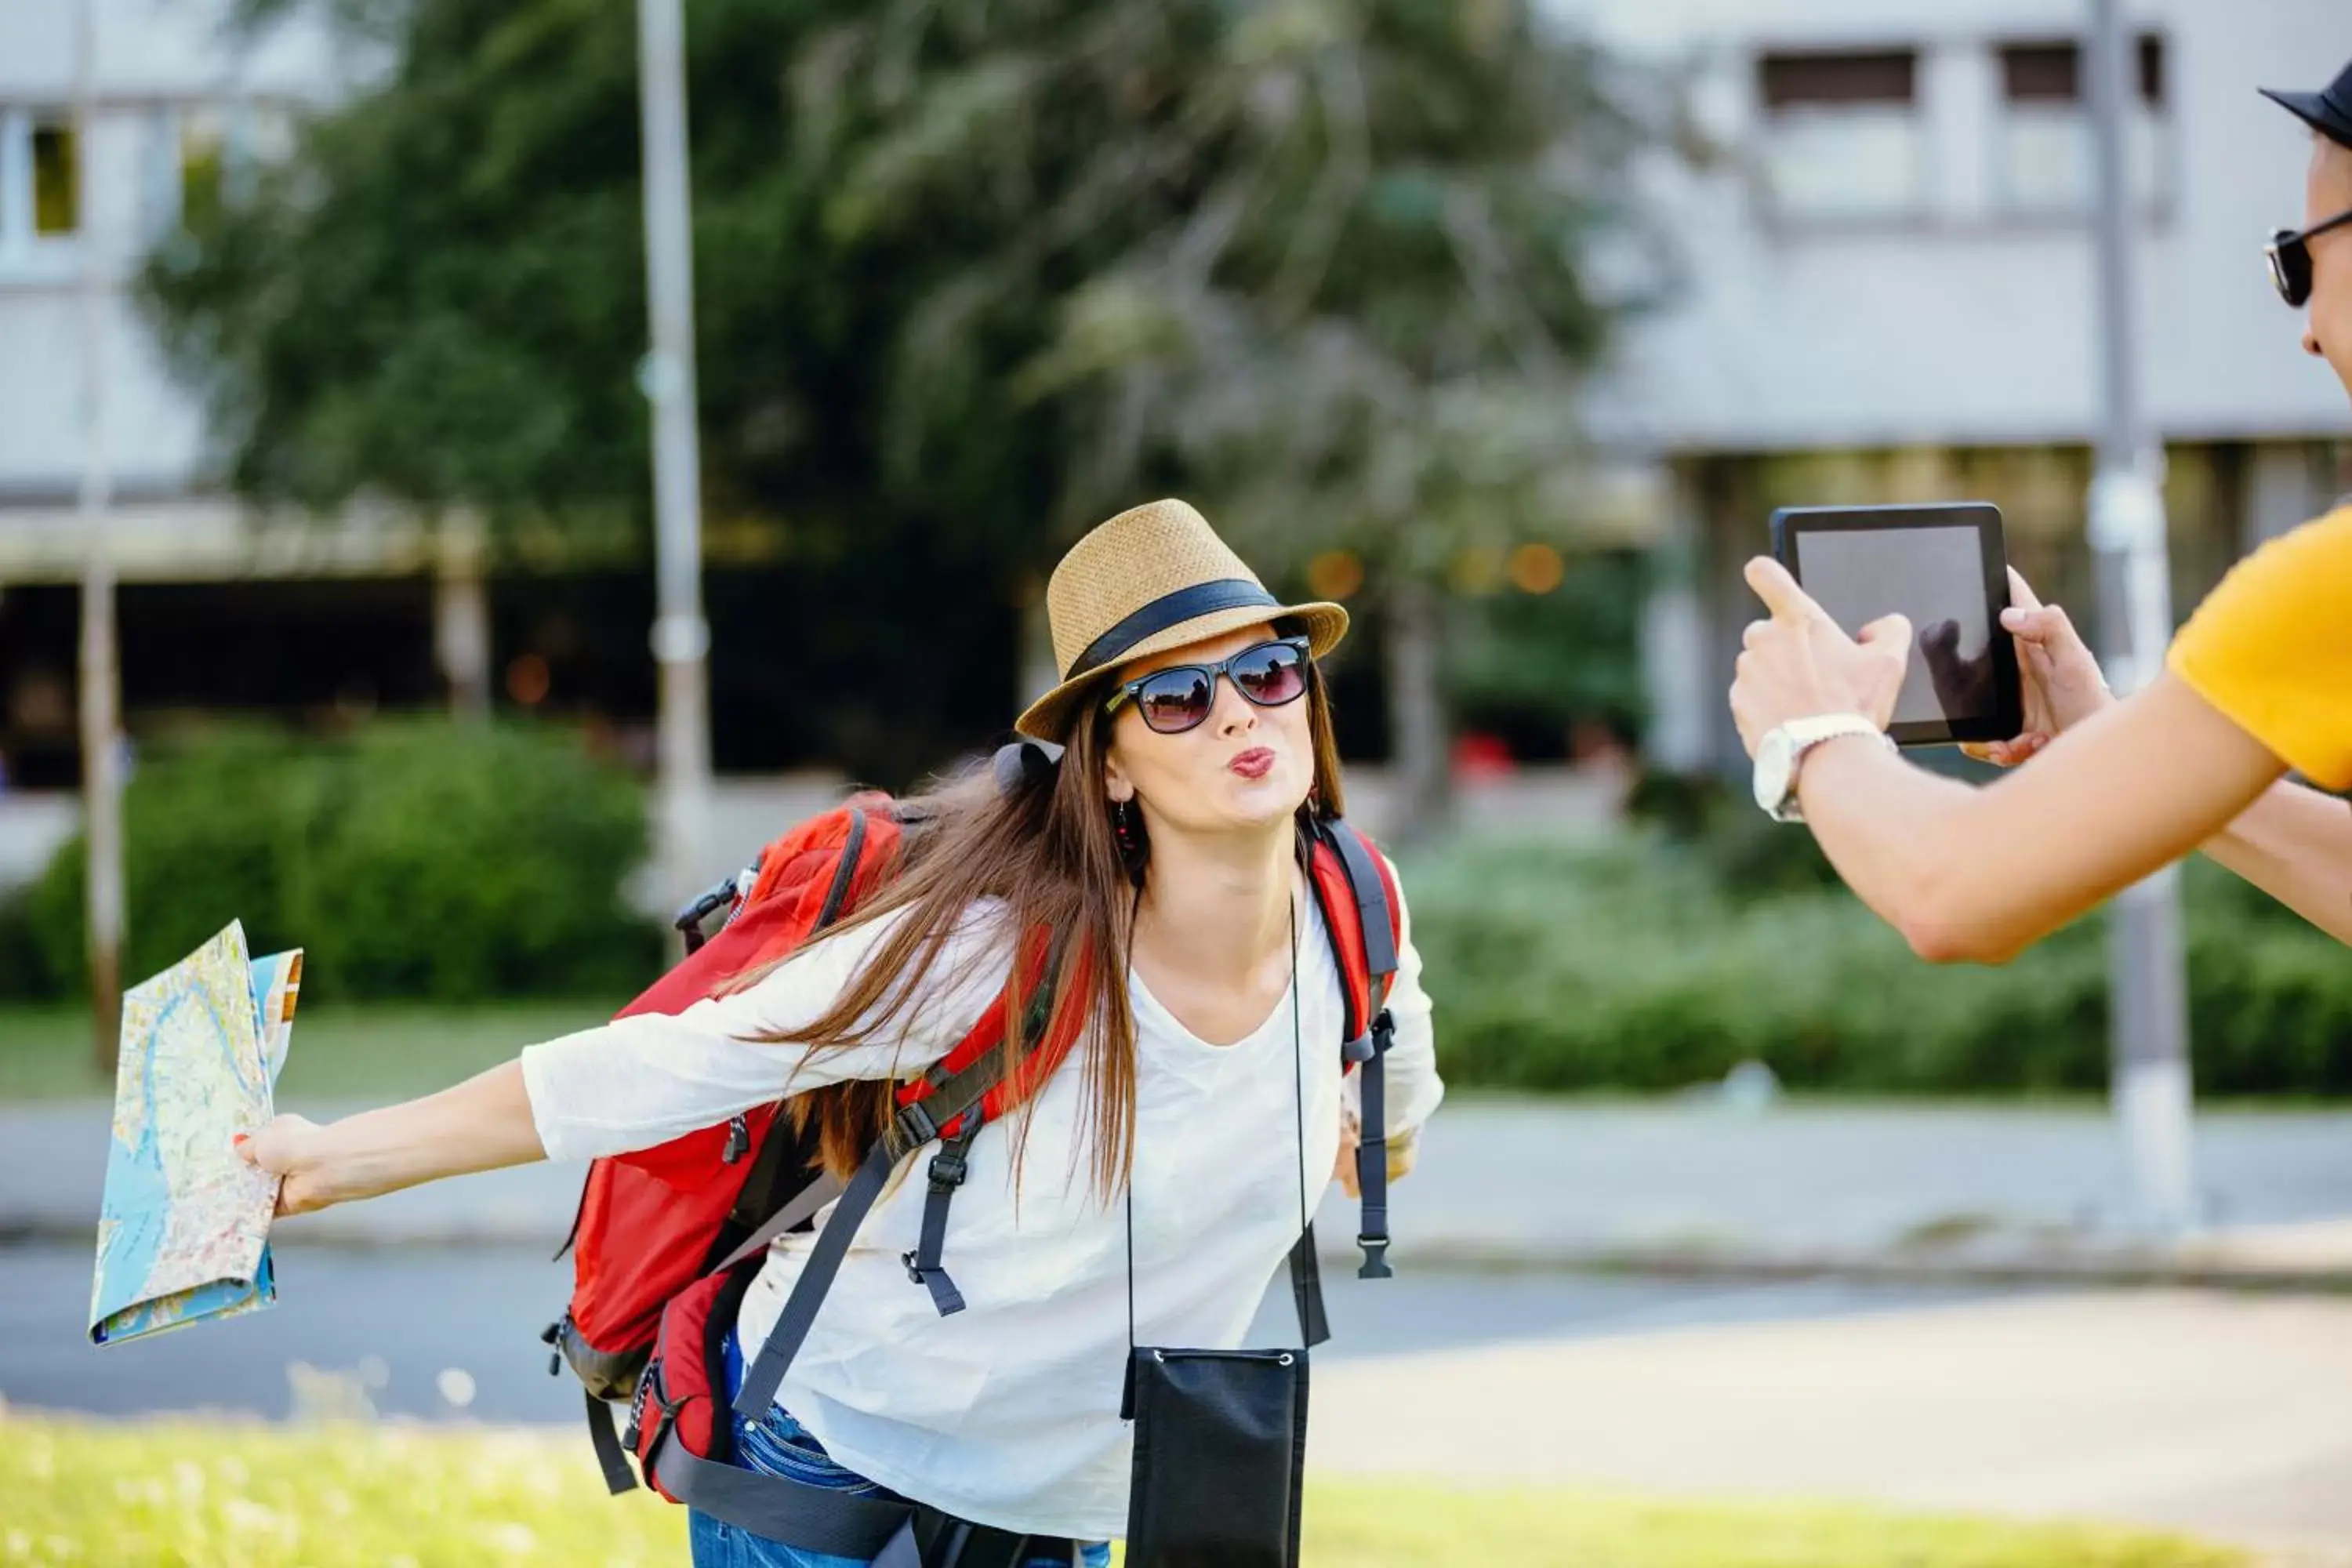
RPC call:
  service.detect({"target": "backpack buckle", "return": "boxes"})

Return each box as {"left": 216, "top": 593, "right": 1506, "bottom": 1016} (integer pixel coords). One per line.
{"left": 1342, "top": 1009, "right": 1396, "bottom": 1065}
{"left": 1355, "top": 1234, "right": 1394, "bottom": 1280}
{"left": 927, "top": 1147, "right": 970, "bottom": 1192}
{"left": 891, "top": 1101, "right": 941, "bottom": 1151}
{"left": 900, "top": 1250, "right": 928, "bottom": 1285}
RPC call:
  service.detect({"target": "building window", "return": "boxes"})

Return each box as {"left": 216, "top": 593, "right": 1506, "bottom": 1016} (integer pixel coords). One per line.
{"left": 146, "top": 102, "right": 295, "bottom": 237}
{"left": 179, "top": 107, "right": 231, "bottom": 230}
{"left": 1996, "top": 36, "right": 2167, "bottom": 216}
{"left": 31, "top": 116, "right": 77, "bottom": 235}
{"left": 0, "top": 109, "right": 82, "bottom": 267}
{"left": 1757, "top": 49, "right": 1924, "bottom": 223}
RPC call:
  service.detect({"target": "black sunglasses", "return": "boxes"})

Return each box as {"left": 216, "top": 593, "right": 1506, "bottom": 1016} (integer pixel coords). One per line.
{"left": 2267, "top": 205, "right": 2352, "bottom": 307}
{"left": 1102, "top": 636, "right": 1314, "bottom": 735}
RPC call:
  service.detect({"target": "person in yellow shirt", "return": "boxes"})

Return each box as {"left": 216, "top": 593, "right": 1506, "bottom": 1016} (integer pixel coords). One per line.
{"left": 1726, "top": 62, "right": 2352, "bottom": 959}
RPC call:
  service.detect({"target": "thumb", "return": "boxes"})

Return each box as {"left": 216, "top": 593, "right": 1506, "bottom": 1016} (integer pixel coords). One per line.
{"left": 1999, "top": 604, "right": 2077, "bottom": 652}
{"left": 233, "top": 1132, "right": 260, "bottom": 1168}
{"left": 1857, "top": 612, "right": 1914, "bottom": 652}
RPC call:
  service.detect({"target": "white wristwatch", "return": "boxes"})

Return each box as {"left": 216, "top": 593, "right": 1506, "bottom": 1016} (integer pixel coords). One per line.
{"left": 1751, "top": 713, "right": 1894, "bottom": 823}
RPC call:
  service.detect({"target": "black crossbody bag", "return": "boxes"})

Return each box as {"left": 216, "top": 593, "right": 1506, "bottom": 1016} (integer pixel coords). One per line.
{"left": 1116, "top": 904, "right": 1316, "bottom": 1568}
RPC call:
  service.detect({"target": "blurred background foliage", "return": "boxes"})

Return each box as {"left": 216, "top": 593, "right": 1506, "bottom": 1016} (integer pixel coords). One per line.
{"left": 142, "top": 0, "right": 1663, "bottom": 806}
{"left": 1406, "top": 809, "right": 2352, "bottom": 1101}
{"left": 7, "top": 720, "right": 2348, "bottom": 1102}
{"left": 3, "top": 721, "right": 658, "bottom": 1003}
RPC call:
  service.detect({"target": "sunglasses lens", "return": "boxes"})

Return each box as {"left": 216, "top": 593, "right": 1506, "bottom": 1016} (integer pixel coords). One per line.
{"left": 2270, "top": 233, "right": 2312, "bottom": 307}
{"left": 1231, "top": 641, "right": 1309, "bottom": 708}
{"left": 1135, "top": 670, "right": 1214, "bottom": 734}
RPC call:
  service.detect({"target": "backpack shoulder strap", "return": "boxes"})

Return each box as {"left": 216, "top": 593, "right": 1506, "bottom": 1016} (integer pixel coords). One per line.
{"left": 1305, "top": 815, "right": 1403, "bottom": 1283}
{"left": 1305, "top": 817, "right": 1402, "bottom": 1051}
{"left": 731, "top": 931, "right": 1078, "bottom": 1422}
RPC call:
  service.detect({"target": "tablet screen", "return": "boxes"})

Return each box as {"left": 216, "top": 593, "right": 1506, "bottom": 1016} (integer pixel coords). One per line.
{"left": 1791, "top": 525, "right": 1998, "bottom": 727}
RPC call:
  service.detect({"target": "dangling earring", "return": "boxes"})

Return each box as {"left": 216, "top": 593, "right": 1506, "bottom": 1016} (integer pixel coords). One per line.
{"left": 1112, "top": 798, "right": 1148, "bottom": 882}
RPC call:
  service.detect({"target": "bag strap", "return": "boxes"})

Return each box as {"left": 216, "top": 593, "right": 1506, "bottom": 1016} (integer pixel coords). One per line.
{"left": 902, "top": 1123, "right": 980, "bottom": 1316}
{"left": 1284, "top": 1229, "right": 1330, "bottom": 1346}
{"left": 646, "top": 1421, "right": 916, "bottom": 1556}
{"left": 730, "top": 968, "right": 1062, "bottom": 1422}
{"left": 653, "top": 1430, "right": 1078, "bottom": 1568}
{"left": 1310, "top": 817, "right": 1403, "bottom": 1280}
{"left": 585, "top": 1386, "right": 638, "bottom": 1494}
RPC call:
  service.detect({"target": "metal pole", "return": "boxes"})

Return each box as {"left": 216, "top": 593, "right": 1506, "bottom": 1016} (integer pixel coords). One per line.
{"left": 634, "top": 0, "right": 713, "bottom": 909}
{"left": 2084, "top": 0, "right": 2195, "bottom": 1234}
{"left": 75, "top": 0, "right": 125, "bottom": 1076}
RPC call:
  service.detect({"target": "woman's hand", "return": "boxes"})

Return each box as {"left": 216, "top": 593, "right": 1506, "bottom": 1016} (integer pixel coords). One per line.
{"left": 1730, "top": 558, "right": 1911, "bottom": 756}
{"left": 234, "top": 1115, "right": 341, "bottom": 1218}
{"left": 1961, "top": 569, "right": 2115, "bottom": 768}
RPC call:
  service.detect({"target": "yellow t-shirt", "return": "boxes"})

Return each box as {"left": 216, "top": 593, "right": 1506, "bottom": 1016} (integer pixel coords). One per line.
{"left": 2166, "top": 503, "right": 2352, "bottom": 790}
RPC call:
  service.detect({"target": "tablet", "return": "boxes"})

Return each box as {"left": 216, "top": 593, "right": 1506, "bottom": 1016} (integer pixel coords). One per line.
{"left": 1769, "top": 503, "right": 2023, "bottom": 748}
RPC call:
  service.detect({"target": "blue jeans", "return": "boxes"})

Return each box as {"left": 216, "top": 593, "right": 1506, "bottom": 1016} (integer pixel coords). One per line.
{"left": 686, "top": 1327, "right": 1112, "bottom": 1568}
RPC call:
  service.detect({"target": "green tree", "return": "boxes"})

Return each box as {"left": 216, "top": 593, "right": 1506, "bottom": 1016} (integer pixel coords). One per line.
{"left": 992, "top": 0, "right": 1657, "bottom": 840}
{"left": 151, "top": 0, "right": 1653, "bottom": 808}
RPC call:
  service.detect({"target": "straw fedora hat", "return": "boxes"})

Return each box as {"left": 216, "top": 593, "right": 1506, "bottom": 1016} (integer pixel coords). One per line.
{"left": 1015, "top": 499, "right": 1348, "bottom": 742}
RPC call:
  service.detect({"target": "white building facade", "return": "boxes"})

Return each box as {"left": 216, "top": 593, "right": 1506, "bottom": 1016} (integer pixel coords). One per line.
{"left": 1554, "top": 0, "right": 2352, "bottom": 772}
{"left": 0, "top": 0, "right": 466, "bottom": 791}
{"left": 0, "top": 0, "right": 350, "bottom": 535}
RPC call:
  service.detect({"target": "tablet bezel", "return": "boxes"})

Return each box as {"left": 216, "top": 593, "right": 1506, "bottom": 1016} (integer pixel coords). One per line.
{"left": 1768, "top": 502, "right": 2024, "bottom": 749}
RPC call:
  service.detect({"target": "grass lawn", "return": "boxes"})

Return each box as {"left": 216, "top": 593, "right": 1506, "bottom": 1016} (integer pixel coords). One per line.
{"left": 0, "top": 1002, "right": 622, "bottom": 1103}
{"left": 3, "top": 1410, "right": 2245, "bottom": 1567}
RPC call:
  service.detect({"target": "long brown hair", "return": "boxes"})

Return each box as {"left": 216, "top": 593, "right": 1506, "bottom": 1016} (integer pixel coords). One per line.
{"left": 731, "top": 655, "right": 1347, "bottom": 1198}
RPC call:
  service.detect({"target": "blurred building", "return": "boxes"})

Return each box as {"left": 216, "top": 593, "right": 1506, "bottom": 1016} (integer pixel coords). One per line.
{"left": 0, "top": 1, "right": 465, "bottom": 790}
{"left": 0, "top": 0, "right": 1036, "bottom": 814}
{"left": 1555, "top": 0, "right": 2352, "bottom": 774}
{"left": 10, "top": 0, "right": 2352, "bottom": 798}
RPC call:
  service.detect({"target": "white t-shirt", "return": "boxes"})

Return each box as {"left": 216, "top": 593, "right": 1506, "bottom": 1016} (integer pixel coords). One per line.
{"left": 519, "top": 877, "right": 1441, "bottom": 1541}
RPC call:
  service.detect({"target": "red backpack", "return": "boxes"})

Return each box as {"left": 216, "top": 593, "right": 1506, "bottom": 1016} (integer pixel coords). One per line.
{"left": 543, "top": 769, "right": 1405, "bottom": 1552}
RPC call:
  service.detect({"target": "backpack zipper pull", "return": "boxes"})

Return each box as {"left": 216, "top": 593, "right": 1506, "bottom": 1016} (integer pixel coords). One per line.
{"left": 721, "top": 1115, "right": 750, "bottom": 1164}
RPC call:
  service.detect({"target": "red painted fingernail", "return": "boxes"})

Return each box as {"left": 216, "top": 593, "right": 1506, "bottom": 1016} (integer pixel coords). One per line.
{"left": 233, "top": 1133, "right": 249, "bottom": 1145}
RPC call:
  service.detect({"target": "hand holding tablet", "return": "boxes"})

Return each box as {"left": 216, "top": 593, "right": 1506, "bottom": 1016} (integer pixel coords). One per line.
{"left": 1768, "top": 503, "right": 2026, "bottom": 748}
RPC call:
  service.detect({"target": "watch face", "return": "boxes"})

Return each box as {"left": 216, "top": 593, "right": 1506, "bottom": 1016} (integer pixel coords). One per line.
{"left": 1752, "top": 728, "right": 1794, "bottom": 813}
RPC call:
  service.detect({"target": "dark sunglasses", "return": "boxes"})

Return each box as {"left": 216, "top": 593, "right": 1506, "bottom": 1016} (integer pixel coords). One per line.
{"left": 1102, "top": 636, "right": 1313, "bottom": 735}
{"left": 2266, "top": 205, "right": 2352, "bottom": 307}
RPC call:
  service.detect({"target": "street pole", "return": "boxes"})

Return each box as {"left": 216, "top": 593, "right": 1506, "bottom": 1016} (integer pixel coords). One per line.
{"left": 2084, "top": 0, "right": 2196, "bottom": 1234}
{"left": 75, "top": 0, "right": 126, "bottom": 1076}
{"left": 634, "top": 0, "right": 713, "bottom": 911}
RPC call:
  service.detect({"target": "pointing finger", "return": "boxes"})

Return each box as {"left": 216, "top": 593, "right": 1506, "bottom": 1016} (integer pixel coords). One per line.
{"left": 1744, "top": 557, "right": 1824, "bottom": 624}
{"left": 2005, "top": 566, "right": 2045, "bottom": 613}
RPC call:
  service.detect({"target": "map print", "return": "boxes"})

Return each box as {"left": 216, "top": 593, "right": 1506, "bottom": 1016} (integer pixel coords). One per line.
{"left": 89, "top": 922, "right": 303, "bottom": 1346}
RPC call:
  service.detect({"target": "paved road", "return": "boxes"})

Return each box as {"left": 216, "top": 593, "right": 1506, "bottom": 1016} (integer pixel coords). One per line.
{"left": 10, "top": 1098, "right": 2352, "bottom": 1273}
{"left": 0, "top": 1239, "right": 1991, "bottom": 1424}
{"left": 1312, "top": 1288, "right": 2352, "bottom": 1561}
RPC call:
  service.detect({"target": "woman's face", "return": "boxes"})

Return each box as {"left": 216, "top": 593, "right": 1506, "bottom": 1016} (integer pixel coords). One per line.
{"left": 1102, "top": 622, "right": 1316, "bottom": 839}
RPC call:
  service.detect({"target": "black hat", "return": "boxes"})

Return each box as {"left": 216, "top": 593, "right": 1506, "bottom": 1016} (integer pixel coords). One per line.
{"left": 2262, "top": 59, "right": 2352, "bottom": 151}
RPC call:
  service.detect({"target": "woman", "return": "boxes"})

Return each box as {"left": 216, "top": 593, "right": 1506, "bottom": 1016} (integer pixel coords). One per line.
{"left": 237, "top": 498, "right": 1444, "bottom": 1567}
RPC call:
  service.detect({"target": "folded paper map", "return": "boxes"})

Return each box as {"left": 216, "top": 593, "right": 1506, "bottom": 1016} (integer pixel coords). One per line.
{"left": 89, "top": 921, "right": 303, "bottom": 1346}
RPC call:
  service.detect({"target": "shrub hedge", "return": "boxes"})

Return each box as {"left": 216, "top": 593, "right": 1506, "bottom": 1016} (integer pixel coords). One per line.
{"left": 11, "top": 720, "right": 661, "bottom": 1002}
{"left": 1403, "top": 829, "right": 2352, "bottom": 1098}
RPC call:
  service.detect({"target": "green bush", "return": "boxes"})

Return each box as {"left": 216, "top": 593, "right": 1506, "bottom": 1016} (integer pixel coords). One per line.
{"left": 1403, "top": 830, "right": 2352, "bottom": 1098}
{"left": 18, "top": 720, "right": 662, "bottom": 1002}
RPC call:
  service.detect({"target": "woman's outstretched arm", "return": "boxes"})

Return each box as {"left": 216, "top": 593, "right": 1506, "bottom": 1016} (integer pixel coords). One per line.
{"left": 238, "top": 1058, "right": 542, "bottom": 1216}
{"left": 239, "top": 901, "right": 1010, "bottom": 1217}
